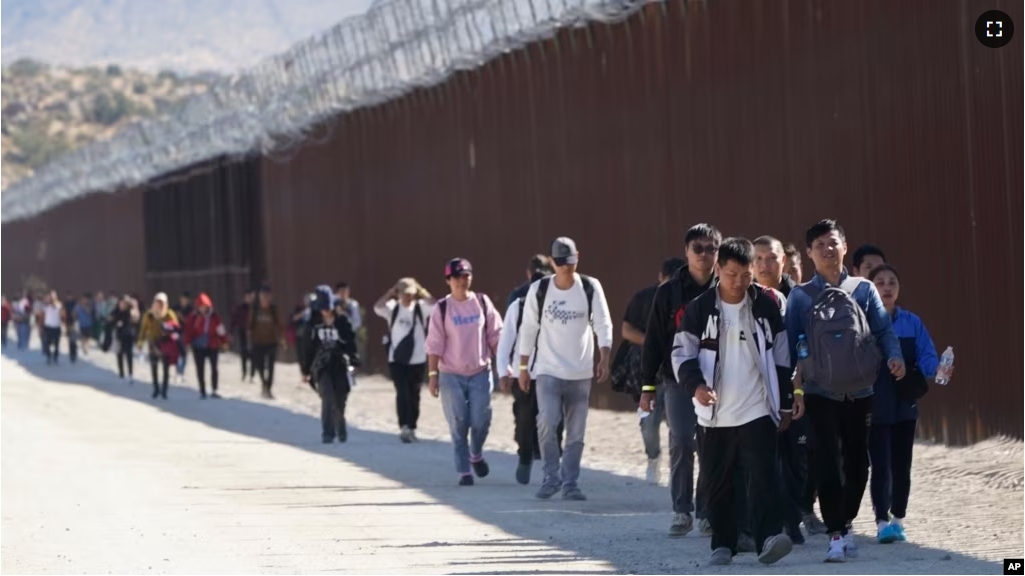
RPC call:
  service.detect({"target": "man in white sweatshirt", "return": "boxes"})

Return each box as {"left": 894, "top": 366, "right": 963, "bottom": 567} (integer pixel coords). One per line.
{"left": 518, "top": 237, "right": 613, "bottom": 501}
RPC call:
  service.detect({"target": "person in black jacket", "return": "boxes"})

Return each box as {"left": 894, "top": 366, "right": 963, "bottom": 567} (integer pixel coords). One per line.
{"left": 108, "top": 295, "right": 140, "bottom": 381}
{"left": 300, "top": 286, "right": 360, "bottom": 444}
{"left": 639, "top": 223, "right": 720, "bottom": 537}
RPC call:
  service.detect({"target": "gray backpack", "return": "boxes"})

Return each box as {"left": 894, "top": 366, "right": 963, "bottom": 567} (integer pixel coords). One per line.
{"left": 800, "top": 277, "right": 881, "bottom": 395}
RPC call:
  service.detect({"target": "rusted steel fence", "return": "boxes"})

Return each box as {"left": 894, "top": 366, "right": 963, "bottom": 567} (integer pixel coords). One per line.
{"left": 3, "top": 0, "right": 1021, "bottom": 444}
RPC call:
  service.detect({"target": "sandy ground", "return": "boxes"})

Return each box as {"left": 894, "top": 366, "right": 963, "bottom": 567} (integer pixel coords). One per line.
{"left": 2, "top": 344, "right": 1021, "bottom": 574}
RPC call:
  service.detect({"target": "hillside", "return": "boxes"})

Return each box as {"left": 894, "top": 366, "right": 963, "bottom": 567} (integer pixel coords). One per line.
{"left": 1, "top": 60, "right": 216, "bottom": 189}
{"left": 1, "top": 0, "right": 373, "bottom": 73}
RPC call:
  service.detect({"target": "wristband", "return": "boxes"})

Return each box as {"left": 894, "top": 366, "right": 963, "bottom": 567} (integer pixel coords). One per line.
{"left": 519, "top": 365, "right": 529, "bottom": 371}
{"left": 428, "top": 370, "right": 438, "bottom": 377}
{"left": 641, "top": 385, "right": 657, "bottom": 392}
{"left": 793, "top": 389, "right": 805, "bottom": 396}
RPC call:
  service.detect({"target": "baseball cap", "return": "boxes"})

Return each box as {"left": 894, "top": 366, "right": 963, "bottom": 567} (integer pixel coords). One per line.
{"left": 444, "top": 258, "right": 473, "bottom": 278}
{"left": 154, "top": 292, "right": 169, "bottom": 304}
{"left": 551, "top": 237, "right": 579, "bottom": 266}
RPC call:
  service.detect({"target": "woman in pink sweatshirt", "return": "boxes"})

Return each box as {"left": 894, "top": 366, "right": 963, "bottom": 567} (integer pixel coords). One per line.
{"left": 425, "top": 258, "right": 504, "bottom": 486}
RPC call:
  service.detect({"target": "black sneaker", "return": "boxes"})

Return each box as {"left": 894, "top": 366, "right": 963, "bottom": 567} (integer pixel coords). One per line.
{"left": 471, "top": 459, "right": 490, "bottom": 478}
{"left": 322, "top": 436, "right": 334, "bottom": 444}
{"left": 152, "top": 389, "right": 159, "bottom": 399}
{"left": 458, "top": 474, "right": 474, "bottom": 486}
{"left": 199, "top": 392, "right": 207, "bottom": 399}
{"left": 337, "top": 422, "right": 348, "bottom": 443}
{"left": 210, "top": 391, "right": 221, "bottom": 399}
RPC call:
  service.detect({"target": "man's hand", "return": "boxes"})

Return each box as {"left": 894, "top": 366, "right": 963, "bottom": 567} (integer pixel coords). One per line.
{"left": 791, "top": 393, "right": 805, "bottom": 420}
{"left": 595, "top": 357, "right": 610, "bottom": 384}
{"left": 639, "top": 391, "right": 656, "bottom": 413}
{"left": 888, "top": 357, "right": 906, "bottom": 380}
{"left": 518, "top": 370, "right": 531, "bottom": 393}
{"left": 695, "top": 385, "right": 717, "bottom": 407}
{"left": 428, "top": 374, "right": 440, "bottom": 398}
{"left": 778, "top": 411, "right": 793, "bottom": 432}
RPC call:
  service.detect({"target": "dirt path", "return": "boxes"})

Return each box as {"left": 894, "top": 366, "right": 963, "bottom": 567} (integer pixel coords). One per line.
{"left": 2, "top": 346, "right": 1020, "bottom": 574}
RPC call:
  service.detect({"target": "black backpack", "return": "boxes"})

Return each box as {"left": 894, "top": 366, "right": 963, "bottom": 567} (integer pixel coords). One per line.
{"left": 528, "top": 275, "right": 596, "bottom": 371}
{"left": 384, "top": 300, "right": 425, "bottom": 365}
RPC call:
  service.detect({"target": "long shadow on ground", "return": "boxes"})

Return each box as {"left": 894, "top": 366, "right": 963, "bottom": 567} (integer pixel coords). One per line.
{"left": 1, "top": 347, "right": 1000, "bottom": 575}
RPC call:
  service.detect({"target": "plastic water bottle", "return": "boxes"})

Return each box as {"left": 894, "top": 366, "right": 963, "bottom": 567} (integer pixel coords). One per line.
{"left": 796, "top": 334, "right": 809, "bottom": 360}
{"left": 935, "top": 346, "right": 954, "bottom": 385}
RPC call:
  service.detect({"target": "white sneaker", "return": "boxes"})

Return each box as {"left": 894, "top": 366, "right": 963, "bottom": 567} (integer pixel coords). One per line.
{"left": 824, "top": 535, "right": 846, "bottom": 563}
{"left": 399, "top": 426, "right": 413, "bottom": 443}
{"left": 645, "top": 457, "right": 662, "bottom": 485}
{"left": 843, "top": 527, "right": 858, "bottom": 558}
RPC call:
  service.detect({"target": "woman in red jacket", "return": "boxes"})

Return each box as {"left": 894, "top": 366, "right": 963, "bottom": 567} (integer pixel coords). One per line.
{"left": 183, "top": 293, "right": 228, "bottom": 399}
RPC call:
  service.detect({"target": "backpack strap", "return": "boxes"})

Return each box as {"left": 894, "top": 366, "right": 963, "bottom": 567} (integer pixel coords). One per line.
{"left": 389, "top": 301, "right": 401, "bottom": 329}
{"left": 477, "top": 292, "right": 489, "bottom": 335}
{"left": 579, "top": 274, "right": 595, "bottom": 322}
{"left": 438, "top": 299, "right": 447, "bottom": 323}
{"left": 535, "top": 277, "right": 551, "bottom": 324}
{"left": 838, "top": 276, "right": 864, "bottom": 296}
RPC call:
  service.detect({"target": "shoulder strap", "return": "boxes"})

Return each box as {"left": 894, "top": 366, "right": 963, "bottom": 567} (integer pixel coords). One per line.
{"left": 580, "top": 274, "right": 595, "bottom": 321}
{"left": 438, "top": 298, "right": 448, "bottom": 324}
{"left": 838, "top": 276, "right": 863, "bottom": 296}
{"left": 389, "top": 300, "right": 401, "bottom": 329}
{"left": 477, "top": 293, "right": 489, "bottom": 333}
{"left": 535, "top": 277, "right": 551, "bottom": 324}
{"left": 412, "top": 300, "right": 424, "bottom": 327}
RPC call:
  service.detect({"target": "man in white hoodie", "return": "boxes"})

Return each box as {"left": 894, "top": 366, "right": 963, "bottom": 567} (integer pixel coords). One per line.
{"left": 518, "top": 237, "right": 613, "bottom": 501}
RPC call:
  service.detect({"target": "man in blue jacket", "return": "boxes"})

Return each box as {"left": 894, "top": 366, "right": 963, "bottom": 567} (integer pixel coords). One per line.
{"left": 784, "top": 219, "right": 904, "bottom": 563}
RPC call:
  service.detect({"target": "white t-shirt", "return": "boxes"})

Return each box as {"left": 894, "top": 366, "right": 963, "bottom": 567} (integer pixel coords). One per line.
{"left": 43, "top": 304, "right": 63, "bottom": 328}
{"left": 708, "top": 301, "right": 771, "bottom": 428}
{"left": 518, "top": 274, "right": 614, "bottom": 381}
{"left": 375, "top": 299, "right": 433, "bottom": 365}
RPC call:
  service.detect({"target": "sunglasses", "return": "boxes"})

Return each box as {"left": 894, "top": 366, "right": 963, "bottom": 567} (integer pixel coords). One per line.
{"left": 689, "top": 243, "right": 719, "bottom": 255}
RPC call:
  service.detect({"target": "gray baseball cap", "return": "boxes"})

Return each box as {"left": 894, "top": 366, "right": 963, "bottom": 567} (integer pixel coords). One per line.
{"left": 551, "top": 237, "right": 579, "bottom": 266}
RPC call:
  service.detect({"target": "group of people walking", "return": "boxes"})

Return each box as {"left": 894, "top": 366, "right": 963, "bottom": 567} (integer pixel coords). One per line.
{"left": 3, "top": 217, "right": 949, "bottom": 567}
{"left": 365, "top": 218, "right": 947, "bottom": 567}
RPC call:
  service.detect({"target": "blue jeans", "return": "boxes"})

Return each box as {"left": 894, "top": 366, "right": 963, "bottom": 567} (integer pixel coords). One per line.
{"left": 16, "top": 322, "right": 30, "bottom": 349}
{"left": 640, "top": 385, "right": 667, "bottom": 459}
{"left": 666, "top": 379, "right": 702, "bottom": 516}
{"left": 536, "top": 375, "right": 591, "bottom": 490}
{"left": 439, "top": 370, "right": 493, "bottom": 475}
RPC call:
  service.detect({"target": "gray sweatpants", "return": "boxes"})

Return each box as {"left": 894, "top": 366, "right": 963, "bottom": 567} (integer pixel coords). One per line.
{"left": 536, "top": 375, "right": 591, "bottom": 490}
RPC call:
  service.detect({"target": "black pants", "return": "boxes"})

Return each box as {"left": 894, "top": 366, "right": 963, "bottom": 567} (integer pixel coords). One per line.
{"left": 778, "top": 414, "right": 815, "bottom": 529}
{"left": 150, "top": 354, "right": 171, "bottom": 397}
{"left": 699, "top": 416, "right": 781, "bottom": 555}
{"left": 318, "top": 371, "right": 350, "bottom": 441}
{"left": 512, "top": 381, "right": 564, "bottom": 466}
{"left": 252, "top": 343, "right": 278, "bottom": 390}
{"left": 805, "top": 394, "right": 873, "bottom": 535}
{"left": 193, "top": 347, "right": 220, "bottom": 395}
{"left": 696, "top": 426, "right": 745, "bottom": 527}
{"left": 67, "top": 334, "right": 78, "bottom": 363}
{"left": 869, "top": 419, "right": 916, "bottom": 522}
{"left": 389, "top": 362, "right": 425, "bottom": 430}
{"left": 116, "top": 338, "right": 134, "bottom": 378}
{"left": 1, "top": 321, "right": 8, "bottom": 348}
{"left": 43, "top": 327, "right": 62, "bottom": 362}
{"left": 237, "top": 331, "right": 253, "bottom": 379}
